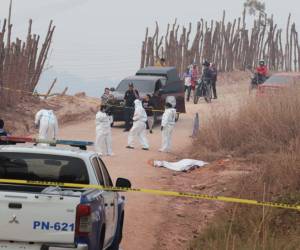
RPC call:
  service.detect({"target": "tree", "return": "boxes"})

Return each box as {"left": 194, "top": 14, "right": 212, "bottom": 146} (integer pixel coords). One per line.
{"left": 244, "top": 0, "right": 266, "bottom": 16}
{"left": 244, "top": 0, "right": 270, "bottom": 27}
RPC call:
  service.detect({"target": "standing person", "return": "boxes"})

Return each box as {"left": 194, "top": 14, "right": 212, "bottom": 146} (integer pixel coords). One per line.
{"left": 35, "top": 109, "right": 58, "bottom": 141}
{"left": 159, "top": 102, "right": 176, "bottom": 153}
{"left": 202, "top": 60, "right": 212, "bottom": 80}
{"left": 210, "top": 63, "right": 218, "bottom": 99}
{"left": 101, "top": 87, "right": 110, "bottom": 105}
{"left": 191, "top": 64, "right": 199, "bottom": 98}
{"left": 95, "top": 105, "right": 113, "bottom": 156}
{"left": 183, "top": 68, "right": 192, "bottom": 101}
{"left": 155, "top": 57, "right": 166, "bottom": 67}
{"left": 0, "top": 119, "right": 11, "bottom": 145}
{"left": 124, "top": 83, "right": 139, "bottom": 132}
{"left": 0, "top": 119, "right": 8, "bottom": 137}
{"left": 127, "top": 99, "right": 149, "bottom": 150}
{"left": 143, "top": 94, "right": 155, "bottom": 134}
{"left": 101, "top": 87, "right": 113, "bottom": 125}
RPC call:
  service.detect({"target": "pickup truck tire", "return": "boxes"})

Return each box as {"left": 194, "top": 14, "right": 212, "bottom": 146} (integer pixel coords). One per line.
{"left": 107, "top": 213, "right": 124, "bottom": 250}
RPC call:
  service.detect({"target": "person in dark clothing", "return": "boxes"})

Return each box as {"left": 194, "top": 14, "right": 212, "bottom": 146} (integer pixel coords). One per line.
{"left": 123, "top": 83, "right": 139, "bottom": 132}
{"left": 101, "top": 87, "right": 110, "bottom": 105}
{"left": 0, "top": 119, "right": 8, "bottom": 136}
{"left": 210, "top": 63, "right": 218, "bottom": 99}
{"left": 143, "top": 94, "right": 155, "bottom": 134}
{"left": 0, "top": 119, "right": 9, "bottom": 145}
{"left": 202, "top": 60, "right": 212, "bottom": 81}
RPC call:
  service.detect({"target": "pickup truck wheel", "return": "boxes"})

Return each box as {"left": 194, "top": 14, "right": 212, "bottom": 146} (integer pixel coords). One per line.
{"left": 107, "top": 213, "right": 124, "bottom": 250}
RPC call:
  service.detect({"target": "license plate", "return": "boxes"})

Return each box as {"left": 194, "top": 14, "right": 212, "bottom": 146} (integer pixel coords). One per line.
{"left": 0, "top": 243, "right": 41, "bottom": 250}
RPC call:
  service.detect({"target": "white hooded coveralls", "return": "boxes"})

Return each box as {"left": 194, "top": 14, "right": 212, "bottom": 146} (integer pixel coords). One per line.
{"left": 95, "top": 111, "right": 113, "bottom": 156}
{"left": 128, "top": 100, "right": 149, "bottom": 148}
{"left": 160, "top": 107, "right": 176, "bottom": 152}
{"left": 35, "top": 109, "right": 58, "bottom": 140}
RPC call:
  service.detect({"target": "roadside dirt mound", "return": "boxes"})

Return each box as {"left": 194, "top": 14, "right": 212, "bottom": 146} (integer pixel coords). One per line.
{"left": 154, "top": 159, "right": 252, "bottom": 250}
{"left": 0, "top": 95, "right": 99, "bottom": 136}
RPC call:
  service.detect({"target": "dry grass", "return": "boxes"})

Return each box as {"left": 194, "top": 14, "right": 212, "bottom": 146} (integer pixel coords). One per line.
{"left": 190, "top": 87, "right": 300, "bottom": 250}
{"left": 194, "top": 87, "right": 300, "bottom": 156}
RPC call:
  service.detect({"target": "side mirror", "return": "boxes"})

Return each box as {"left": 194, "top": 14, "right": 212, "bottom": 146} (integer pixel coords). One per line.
{"left": 110, "top": 87, "right": 115, "bottom": 92}
{"left": 115, "top": 178, "right": 131, "bottom": 189}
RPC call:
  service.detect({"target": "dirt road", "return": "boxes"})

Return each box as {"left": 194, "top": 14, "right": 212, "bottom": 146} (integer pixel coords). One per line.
{"left": 58, "top": 80, "right": 248, "bottom": 250}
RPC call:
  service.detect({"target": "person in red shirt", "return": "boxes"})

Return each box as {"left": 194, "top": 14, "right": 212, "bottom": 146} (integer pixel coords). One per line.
{"left": 255, "top": 60, "right": 268, "bottom": 83}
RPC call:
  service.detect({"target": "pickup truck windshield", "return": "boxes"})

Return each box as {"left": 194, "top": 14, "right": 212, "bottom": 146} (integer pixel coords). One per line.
{"left": 116, "top": 79, "right": 157, "bottom": 93}
{"left": 0, "top": 153, "right": 89, "bottom": 184}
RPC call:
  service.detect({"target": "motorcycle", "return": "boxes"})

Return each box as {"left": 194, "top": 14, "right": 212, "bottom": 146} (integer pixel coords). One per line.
{"left": 246, "top": 66, "right": 269, "bottom": 93}
{"left": 250, "top": 73, "right": 268, "bottom": 90}
{"left": 193, "top": 78, "right": 212, "bottom": 104}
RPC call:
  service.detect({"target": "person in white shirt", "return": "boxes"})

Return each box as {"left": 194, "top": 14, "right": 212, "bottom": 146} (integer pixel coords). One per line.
{"left": 127, "top": 99, "right": 149, "bottom": 150}
{"left": 183, "top": 68, "right": 192, "bottom": 101}
{"left": 159, "top": 102, "right": 176, "bottom": 153}
{"left": 35, "top": 109, "right": 58, "bottom": 141}
{"left": 95, "top": 105, "right": 113, "bottom": 156}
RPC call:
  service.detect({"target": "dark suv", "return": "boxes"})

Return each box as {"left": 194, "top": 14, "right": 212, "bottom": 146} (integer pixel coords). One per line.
{"left": 107, "top": 67, "right": 185, "bottom": 124}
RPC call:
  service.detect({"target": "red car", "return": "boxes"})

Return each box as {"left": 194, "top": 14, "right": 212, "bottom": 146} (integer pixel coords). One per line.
{"left": 257, "top": 73, "right": 300, "bottom": 96}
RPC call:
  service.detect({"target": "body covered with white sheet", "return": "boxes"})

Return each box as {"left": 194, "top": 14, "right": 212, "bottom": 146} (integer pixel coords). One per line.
{"left": 154, "top": 159, "right": 208, "bottom": 172}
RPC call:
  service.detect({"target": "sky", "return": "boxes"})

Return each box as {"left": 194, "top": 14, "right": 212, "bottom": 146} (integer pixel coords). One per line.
{"left": 0, "top": 0, "right": 299, "bottom": 96}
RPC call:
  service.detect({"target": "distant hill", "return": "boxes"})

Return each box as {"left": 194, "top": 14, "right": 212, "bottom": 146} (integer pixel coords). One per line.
{"left": 36, "top": 69, "right": 118, "bottom": 97}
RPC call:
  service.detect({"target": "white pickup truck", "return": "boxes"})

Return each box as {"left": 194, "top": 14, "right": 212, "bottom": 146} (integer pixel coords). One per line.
{"left": 0, "top": 144, "right": 131, "bottom": 250}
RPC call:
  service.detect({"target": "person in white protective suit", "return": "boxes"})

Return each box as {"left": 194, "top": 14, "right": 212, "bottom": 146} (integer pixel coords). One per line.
{"left": 126, "top": 99, "right": 149, "bottom": 150}
{"left": 159, "top": 102, "right": 176, "bottom": 153}
{"left": 35, "top": 109, "right": 58, "bottom": 141}
{"left": 95, "top": 105, "right": 113, "bottom": 156}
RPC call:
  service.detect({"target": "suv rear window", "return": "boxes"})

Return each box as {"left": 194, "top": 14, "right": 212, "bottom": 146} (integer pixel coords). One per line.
{"left": 0, "top": 153, "right": 89, "bottom": 184}
{"left": 116, "top": 79, "right": 158, "bottom": 93}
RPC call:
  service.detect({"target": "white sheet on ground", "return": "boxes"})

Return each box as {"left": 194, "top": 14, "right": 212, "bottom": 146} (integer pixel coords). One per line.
{"left": 153, "top": 159, "right": 208, "bottom": 172}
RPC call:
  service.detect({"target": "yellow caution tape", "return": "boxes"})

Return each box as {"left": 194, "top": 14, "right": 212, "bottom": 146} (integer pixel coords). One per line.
{"left": 0, "top": 178, "right": 299, "bottom": 211}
